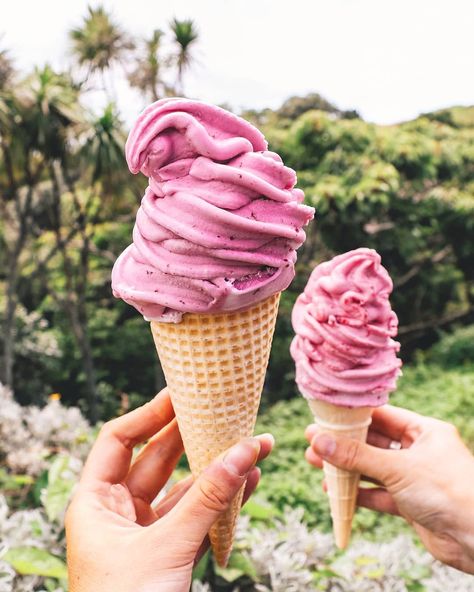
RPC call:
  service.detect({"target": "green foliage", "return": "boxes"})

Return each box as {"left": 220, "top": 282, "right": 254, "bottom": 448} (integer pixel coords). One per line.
{"left": 2, "top": 8, "right": 474, "bottom": 426}
{"left": 425, "top": 325, "right": 474, "bottom": 368}
{"left": 3, "top": 547, "right": 67, "bottom": 580}
{"left": 392, "top": 364, "right": 474, "bottom": 448}
{"left": 41, "top": 455, "right": 76, "bottom": 522}
{"left": 255, "top": 362, "right": 474, "bottom": 537}
{"left": 215, "top": 552, "right": 258, "bottom": 583}
{"left": 265, "top": 104, "right": 474, "bottom": 371}
{"left": 276, "top": 93, "right": 349, "bottom": 120}
{"left": 69, "top": 5, "right": 133, "bottom": 74}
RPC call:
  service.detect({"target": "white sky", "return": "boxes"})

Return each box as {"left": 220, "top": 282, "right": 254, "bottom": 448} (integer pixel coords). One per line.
{"left": 2, "top": 0, "right": 474, "bottom": 125}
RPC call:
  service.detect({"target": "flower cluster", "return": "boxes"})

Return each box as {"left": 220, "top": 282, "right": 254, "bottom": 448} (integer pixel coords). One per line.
{"left": 0, "top": 383, "right": 91, "bottom": 476}
{"left": 11, "top": 305, "right": 61, "bottom": 359}
{"left": 229, "top": 509, "right": 474, "bottom": 591}
{"left": 2, "top": 384, "right": 473, "bottom": 591}
{"left": 0, "top": 495, "right": 66, "bottom": 592}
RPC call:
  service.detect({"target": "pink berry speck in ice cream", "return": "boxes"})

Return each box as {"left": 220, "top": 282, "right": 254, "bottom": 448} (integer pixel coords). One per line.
{"left": 290, "top": 248, "right": 402, "bottom": 407}
{"left": 112, "top": 98, "right": 314, "bottom": 322}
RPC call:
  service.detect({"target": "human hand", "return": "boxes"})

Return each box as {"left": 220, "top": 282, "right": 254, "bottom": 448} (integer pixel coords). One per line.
{"left": 305, "top": 404, "right": 474, "bottom": 574}
{"left": 66, "top": 388, "right": 274, "bottom": 592}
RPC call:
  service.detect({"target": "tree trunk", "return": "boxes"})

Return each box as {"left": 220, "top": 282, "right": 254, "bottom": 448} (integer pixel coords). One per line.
{"left": 2, "top": 266, "right": 18, "bottom": 388}
{"left": 63, "top": 291, "right": 99, "bottom": 425}
{"left": 75, "top": 322, "right": 99, "bottom": 425}
{"left": 49, "top": 163, "right": 99, "bottom": 424}
{"left": 1, "top": 186, "right": 34, "bottom": 389}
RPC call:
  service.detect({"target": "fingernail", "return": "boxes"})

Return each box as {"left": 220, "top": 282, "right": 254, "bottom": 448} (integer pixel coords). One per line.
{"left": 223, "top": 438, "right": 260, "bottom": 476}
{"left": 257, "top": 433, "right": 275, "bottom": 447}
{"left": 305, "top": 424, "right": 318, "bottom": 440}
{"left": 312, "top": 433, "right": 336, "bottom": 457}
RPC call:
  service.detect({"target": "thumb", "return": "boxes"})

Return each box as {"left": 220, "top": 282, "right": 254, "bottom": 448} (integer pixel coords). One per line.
{"left": 311, "top": 431, "right": 403, "bottom": 483}
{"left": 164, "top": 437, "right": 260, "bottom": 548}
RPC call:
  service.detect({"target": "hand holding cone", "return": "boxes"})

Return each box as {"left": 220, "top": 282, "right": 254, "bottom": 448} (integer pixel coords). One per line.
{"left": 110, "top": 98, "right": 313, "bottom": 565}
{"left": 291, "top": 249, "right": 402, "bottom": 548}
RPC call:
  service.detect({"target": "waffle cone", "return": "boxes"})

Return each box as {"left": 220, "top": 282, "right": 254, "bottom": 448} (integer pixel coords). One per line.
{"left": 150, "top": 293, "right": 280, "bottom": 566}
{"left": 308, "top": 399, "right": 373, "bottom": 549}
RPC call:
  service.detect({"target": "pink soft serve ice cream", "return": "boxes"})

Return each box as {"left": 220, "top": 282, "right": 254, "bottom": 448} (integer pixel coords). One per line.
{"left": 290, "top": 248, "right": 402, "bottom": 407}
{"left": 112, "top": 98, "right": 314, "bottom": 321}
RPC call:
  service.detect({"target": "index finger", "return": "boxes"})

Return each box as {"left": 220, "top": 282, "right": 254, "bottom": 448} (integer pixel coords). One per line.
{"left": 81, "top": 388, "right": 175, "bottom": 486}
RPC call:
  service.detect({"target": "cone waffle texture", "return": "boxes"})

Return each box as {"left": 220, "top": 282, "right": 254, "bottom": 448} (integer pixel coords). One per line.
{"left": 308, "top": 399, "right": 373, "bottom": 549}
{"left": 150, "top": 293, "right": 280, "bottom": 566}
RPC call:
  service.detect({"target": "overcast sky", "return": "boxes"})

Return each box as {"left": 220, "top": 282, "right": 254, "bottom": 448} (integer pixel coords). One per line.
{"left": 2, "top": 0, "right": 474, "bottom": 125}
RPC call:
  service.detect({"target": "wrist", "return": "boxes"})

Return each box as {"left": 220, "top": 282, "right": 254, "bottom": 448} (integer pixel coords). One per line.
{"left": 136, "top": 569, "right": 192, "bottom": 592}
{"left": 449, "top": 465, "right": 474, "bottom": 561}
{"left": 458, "top": 500, "right": 474, "bottom": 564}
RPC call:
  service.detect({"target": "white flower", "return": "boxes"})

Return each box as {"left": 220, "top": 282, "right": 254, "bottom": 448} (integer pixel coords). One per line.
{"left": 0, "top": 561, "right": 16, "bottom": 592}
{"left": 0, "top": 383, "right": 91, "bottom": 476}
{"left": 423, "top": 561, "right": 474, "bottom": 592}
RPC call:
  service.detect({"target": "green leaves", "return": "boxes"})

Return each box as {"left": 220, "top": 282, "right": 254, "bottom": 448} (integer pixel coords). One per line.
{"left": 41, "top": 455, "right": 77, "bottom": 522}
{"left": 0, "top": 469, "right": 34, "bottom": 491}
{"left": 3, "top": 547, "right": 67, "bottom": 580}
{"left": 215, "top": 551, "right": 257, "bottom": 582}
{"left": 241, "top": 498, "right": 279, "bottom": 521}
{"left": 69, "top": 6, "right": 133, "bottom": 74}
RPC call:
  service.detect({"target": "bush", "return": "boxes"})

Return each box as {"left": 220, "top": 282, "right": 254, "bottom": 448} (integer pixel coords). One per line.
{"left": 425, "top": 325, "right": 474, "bottom": 368}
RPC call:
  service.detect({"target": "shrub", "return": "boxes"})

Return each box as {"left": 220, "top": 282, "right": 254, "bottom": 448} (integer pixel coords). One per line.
{"left": 425, "top": 325, "right": 474, "bottom": 368}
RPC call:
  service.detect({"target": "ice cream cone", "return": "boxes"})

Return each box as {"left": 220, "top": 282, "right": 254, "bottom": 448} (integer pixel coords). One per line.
{"left": 150, "top": 293, "right": 280, "bottom": 567}
{"left": 307, "top": 399, "right": 373, "bottom": 549}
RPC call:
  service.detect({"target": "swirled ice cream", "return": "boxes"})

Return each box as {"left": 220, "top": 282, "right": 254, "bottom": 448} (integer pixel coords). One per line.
{"left": 290, "top": 248, "right": 402, "bottom": 407}
{"left": 112, "top": 98, "right": 314, "bottom": 322}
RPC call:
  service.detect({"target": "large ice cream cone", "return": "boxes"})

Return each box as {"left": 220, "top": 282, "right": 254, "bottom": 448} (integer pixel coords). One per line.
{"left": 308, "top": 399, "right": 373, "bottom": 549}
{"left": 111, "top": 99, "right": 313, "bottom": 564}
{"left": 150, "top": 293, "right": 280, "bottom": 566}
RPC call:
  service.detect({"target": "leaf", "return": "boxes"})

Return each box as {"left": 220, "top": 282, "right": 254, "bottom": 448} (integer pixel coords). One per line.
{"left": 41, "top": 455, "right": 76, "bottom": 522}
{"left": 192, "top": 549, "right": 210, "bottom": 581}
{"left": 215, "top": 567, "right": 245, "bottom": 582}
{"left": 0, "top": 469, "right": 34, "bottom": 490}
{"left": 367, "top": 567, "right": 385, "bottom": 579}
{"left": 406, "top": 582, "right": 427, "bottom": 592}
{"left": 215, "top": 552, "right": 257, "bottom": 582}
{"left": 32, "top": 470, "right": 49, "bottom": 506}
{"left": 227, "top": 552, "right": 257, "bottom": 579}
{"left": 355, "top": 555, "right": 377, "bottom": 566}
{"left": 313, "top": 567, "right": 341, "bottom": 581}
{"left": 241, "top": 499, "right": 278, "bottom": 520}
{"left": 3, "top": 547, "right": 68, "bottom": 579}
{"left": 44, "top": 577, "right": 60, "bottom": 591}
{"left": 400, "top": 564, "right": 432, "bottom": 581}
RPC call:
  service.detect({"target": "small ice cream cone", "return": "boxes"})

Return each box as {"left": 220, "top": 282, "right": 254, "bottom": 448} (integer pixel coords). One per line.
{"left": 150, "top": 293, "right": 280, "bottom": 567}
{"left": 307, "top": 399, "right": 373, "bottom": 549}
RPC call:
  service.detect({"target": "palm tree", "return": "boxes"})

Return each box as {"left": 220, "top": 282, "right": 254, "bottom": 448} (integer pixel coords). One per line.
{"left": 1, "top": 65, "right": 82, "bottom": 393}
{"left": 69, "top": 5, "right": 133, "bottom": 96}
{"left": 0, "top": 44, "right": 14, "bottom": 91}
{"left": 20, "top": 65, "right": 83, "bottom": 161}
{"left": 170, "top": 18, "right": 198, "bottom": 94}
{"left": 127, "top": 29, "right": 169, "bottom": 102}
{"left": 81, "top": 103, "right": 127, "bottom": 193}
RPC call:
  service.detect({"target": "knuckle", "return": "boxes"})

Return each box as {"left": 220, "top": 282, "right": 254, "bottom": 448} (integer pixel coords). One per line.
{"left": 99, "top": 420, "right": 133, "bottom": 449}
{"left": 442, "top": 422, "right": 459, "bottom": 437}
{"left": 99, "top": 420, "right": 115, "bottom": 438}
{"left": 341, "top": 438, "right": 360, "bottom": 471}
{"left": 430, "top": 418, "right": 459, "bottom": 437}
{"left": 197, "top": 477, "right": 230, "bottom": 513}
